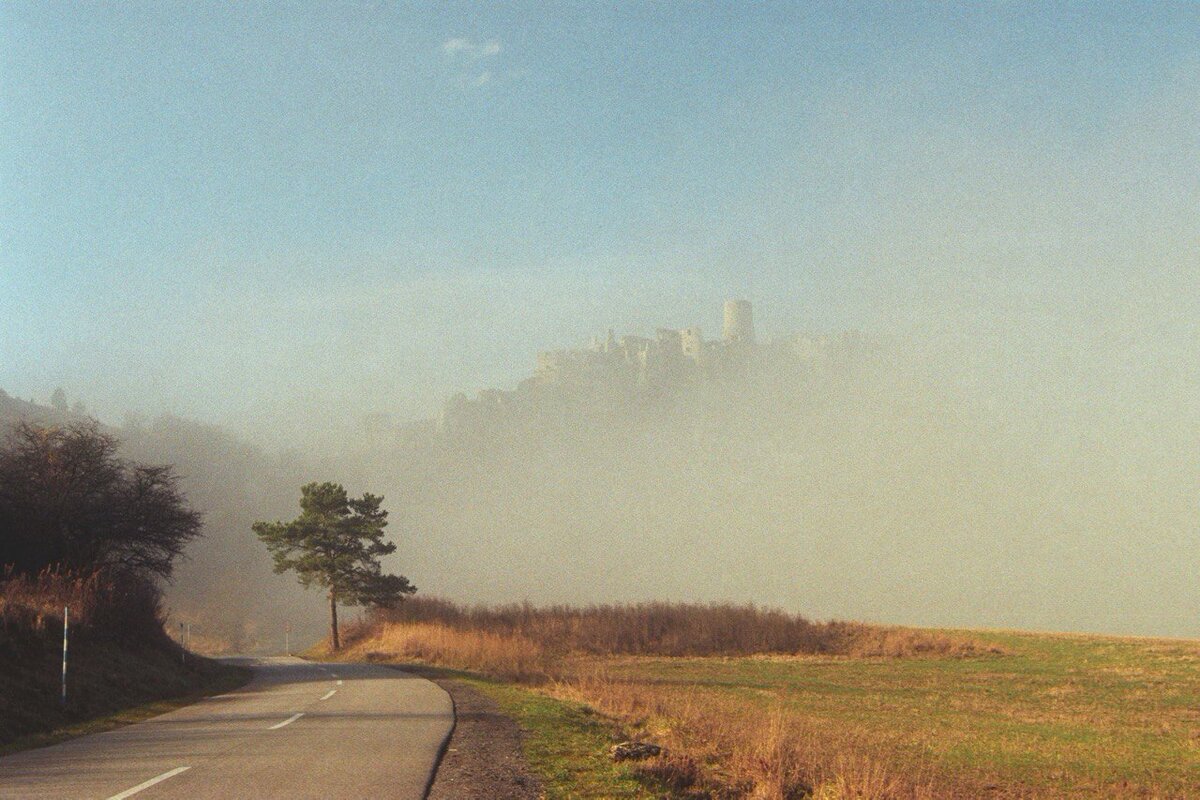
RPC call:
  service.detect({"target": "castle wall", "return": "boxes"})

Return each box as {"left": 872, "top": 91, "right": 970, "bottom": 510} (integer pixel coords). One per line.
{"left": 437, "top": 300, "right": 866, "bottom": 437}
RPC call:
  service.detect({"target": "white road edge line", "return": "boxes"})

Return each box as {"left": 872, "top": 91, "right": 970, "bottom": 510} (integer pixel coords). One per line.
{"left": 268, "top": 713, "right": 304, "bottom": 730}
{"left": 106, "top": 766, "right": 190, "bottom": 800}
{"left": 320, "top": 689, "right": 337, "bottom": 700}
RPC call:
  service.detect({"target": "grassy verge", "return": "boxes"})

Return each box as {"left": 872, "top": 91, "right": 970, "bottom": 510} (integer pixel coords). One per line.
{"left": 1, "top": 568, "right": 253, "bottom": 755}
{"left": 0, "top": 632, "right": 251, "bottom": 755}
{"left": 313, "top": 652, "right": 669, "bottom": 799}
{"left": 0, "top": 661, "right": 249, "bottom": 756}
{"left": 453, "top": 672, "right": 666, "bottom": 799}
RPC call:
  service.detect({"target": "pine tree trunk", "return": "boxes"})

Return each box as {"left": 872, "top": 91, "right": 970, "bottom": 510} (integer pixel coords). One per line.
{"left": 329, "top": 590, "right": 340, "bottom": 651}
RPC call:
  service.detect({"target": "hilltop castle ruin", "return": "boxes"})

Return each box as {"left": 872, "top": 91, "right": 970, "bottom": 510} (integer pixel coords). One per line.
{"left": 438, "top": 300, "right": 865, "bottom": 435}
{"left": 533, "top": 299, "right": 755, "bottom": 391}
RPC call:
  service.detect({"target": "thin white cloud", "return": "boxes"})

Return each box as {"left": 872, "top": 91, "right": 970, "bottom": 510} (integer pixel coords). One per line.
{"left": 441, "top": 37, "right": 501, "bottom": 61}
{"left": 442, "top": 38, "right": 472, "bottom": 56}
{"left": 441, "top": 37, "right": 504, "bottom": 90}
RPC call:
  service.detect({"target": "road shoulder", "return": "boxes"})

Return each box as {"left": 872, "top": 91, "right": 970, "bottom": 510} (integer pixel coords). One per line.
{"left": 405, "top": 667, "right": 541, "bottom": 800}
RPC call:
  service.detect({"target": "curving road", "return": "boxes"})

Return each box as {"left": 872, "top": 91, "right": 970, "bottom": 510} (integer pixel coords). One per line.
{"left": 0, "top": 657, "right": 454, "bottom": 800}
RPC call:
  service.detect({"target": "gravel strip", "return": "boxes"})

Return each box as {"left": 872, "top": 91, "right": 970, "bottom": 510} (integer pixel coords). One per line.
{"left": 415, "top": 671, "right": 542, "bottom": 800}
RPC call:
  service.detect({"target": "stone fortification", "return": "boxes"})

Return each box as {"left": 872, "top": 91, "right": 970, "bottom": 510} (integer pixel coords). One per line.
{"left": 438, "top": 300, "right": 865, "bottom": 435}
{"left": 722, "top": 299, "right": 754, "bottom": 344}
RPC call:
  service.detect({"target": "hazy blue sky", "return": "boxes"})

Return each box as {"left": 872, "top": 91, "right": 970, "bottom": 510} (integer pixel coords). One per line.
{"left": 2, "top": 3, "right": 1197, "bottom": 441}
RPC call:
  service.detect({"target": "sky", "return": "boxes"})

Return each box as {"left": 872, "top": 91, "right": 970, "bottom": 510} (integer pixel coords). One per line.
{"left": 1, "top": 2, "right": 1197, "bottom": 442}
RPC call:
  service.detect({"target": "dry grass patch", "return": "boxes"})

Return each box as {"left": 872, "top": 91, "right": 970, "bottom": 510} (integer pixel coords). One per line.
{"left": 1, "top": 567, "right": 168, "bottom": 645}
{"left": 328, "top": 599, "right": 1003, "bottom": 798}
{"left": 356, "top": 597, "right": 995, "bottom": 665}
{"left": 346, "top": 620, "right": 552, "bottom": 681}
{"left": 551, "top": 670, "right": 944, "bottom": 799}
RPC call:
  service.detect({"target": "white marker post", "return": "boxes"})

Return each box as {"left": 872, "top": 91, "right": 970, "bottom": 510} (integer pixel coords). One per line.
{"left": 61, "top": 606, "right": 69, "bottom": 706}
{"left": 285, "top": 621, "right": 291, "bottom": 656}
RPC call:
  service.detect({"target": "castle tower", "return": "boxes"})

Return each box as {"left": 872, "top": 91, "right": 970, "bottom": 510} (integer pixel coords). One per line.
{"left": 722, "top": 299, "right": 754, "bottom": 344}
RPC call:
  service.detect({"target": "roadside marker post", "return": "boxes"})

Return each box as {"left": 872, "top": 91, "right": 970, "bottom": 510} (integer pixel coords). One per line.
{"left": 180, "top": 622, "right": 186, "bottom": 665}
{"left": 61, "top": 606, "right": 68, "bottom": 706}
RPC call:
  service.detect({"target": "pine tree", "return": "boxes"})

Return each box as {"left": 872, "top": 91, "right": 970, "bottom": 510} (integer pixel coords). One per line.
{"left": 252, "top": 482, "right": 415, "bottom": 650}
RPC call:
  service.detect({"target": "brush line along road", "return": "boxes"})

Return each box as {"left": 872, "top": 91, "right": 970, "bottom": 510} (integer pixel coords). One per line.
{"left": 0, "top": 657, "right": 454, "bottom": 800}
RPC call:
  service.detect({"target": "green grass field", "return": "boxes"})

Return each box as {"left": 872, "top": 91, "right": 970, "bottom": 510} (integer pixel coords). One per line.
{"left": 585, "top": 630, "right": 1200, "bottom": 797}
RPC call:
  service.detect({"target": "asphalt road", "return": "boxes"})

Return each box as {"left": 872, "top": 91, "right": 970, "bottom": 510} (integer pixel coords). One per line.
{"left": 0, "top": 657, "right": 454, "bottom": 800}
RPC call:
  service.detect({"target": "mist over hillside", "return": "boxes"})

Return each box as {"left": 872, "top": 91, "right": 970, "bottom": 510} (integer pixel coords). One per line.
{"left": 328, "top": 301, "right": 1199, "bottom": 638}
{"left": 5, "top": 292, "right": 1197, "bottom": 642}
{"left": 0, "top": 392, "right": 327, "bottom": 650}
{"left": 117, "top": 416, "right": 330, "bottom": 649}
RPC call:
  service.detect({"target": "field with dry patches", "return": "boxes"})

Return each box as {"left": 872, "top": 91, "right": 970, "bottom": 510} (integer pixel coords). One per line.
{"left": 325, "top": 601, "right": 1200, "bottom": 798}
{"left": 553, "top": 633, "right": 1200, "bottom": 798}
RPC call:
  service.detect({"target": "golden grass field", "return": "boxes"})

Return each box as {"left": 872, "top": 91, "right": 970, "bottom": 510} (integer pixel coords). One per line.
{"left": 327, "top": 600, "right": 1200, "bottom": 799}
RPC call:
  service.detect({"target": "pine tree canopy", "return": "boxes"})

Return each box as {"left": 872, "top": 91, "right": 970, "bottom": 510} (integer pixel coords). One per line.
{"left": 252, "top": 481, "right": 415, "bottom": 608}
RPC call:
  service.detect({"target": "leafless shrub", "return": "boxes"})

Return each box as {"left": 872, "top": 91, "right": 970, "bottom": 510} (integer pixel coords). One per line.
{"left": 0, "top": 421, "right": 201, "bottom": 580}
{"left": 368, "top": 596, "right": 996, "bottom": 659}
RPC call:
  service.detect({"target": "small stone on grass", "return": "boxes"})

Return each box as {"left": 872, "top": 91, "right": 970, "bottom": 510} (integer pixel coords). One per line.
{"left": 610, "top": 741, "right": 662, "bottom": 761}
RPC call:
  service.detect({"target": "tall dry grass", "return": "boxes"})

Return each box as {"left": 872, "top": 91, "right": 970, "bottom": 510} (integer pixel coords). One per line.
{"left": 365, "top": 597, "right": 989, "bottom": 661}
{"left": 346, "top": 620, "right": 552, "bottom": 681}
{"left": 0, "top": 566, "right": 166, "bottom": 644}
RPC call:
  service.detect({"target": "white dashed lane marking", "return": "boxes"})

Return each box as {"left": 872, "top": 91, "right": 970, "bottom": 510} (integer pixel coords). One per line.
{"left": 268, "top": 713, "right": 304, "bottom": 730}
{"left": 106, "top": 766, "right": 190, "bottom": 799}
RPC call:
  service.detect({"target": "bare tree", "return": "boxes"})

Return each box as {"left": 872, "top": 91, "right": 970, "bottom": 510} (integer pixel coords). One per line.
{"left": 0, "top": 421, "right": 202, "bottom": 579}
